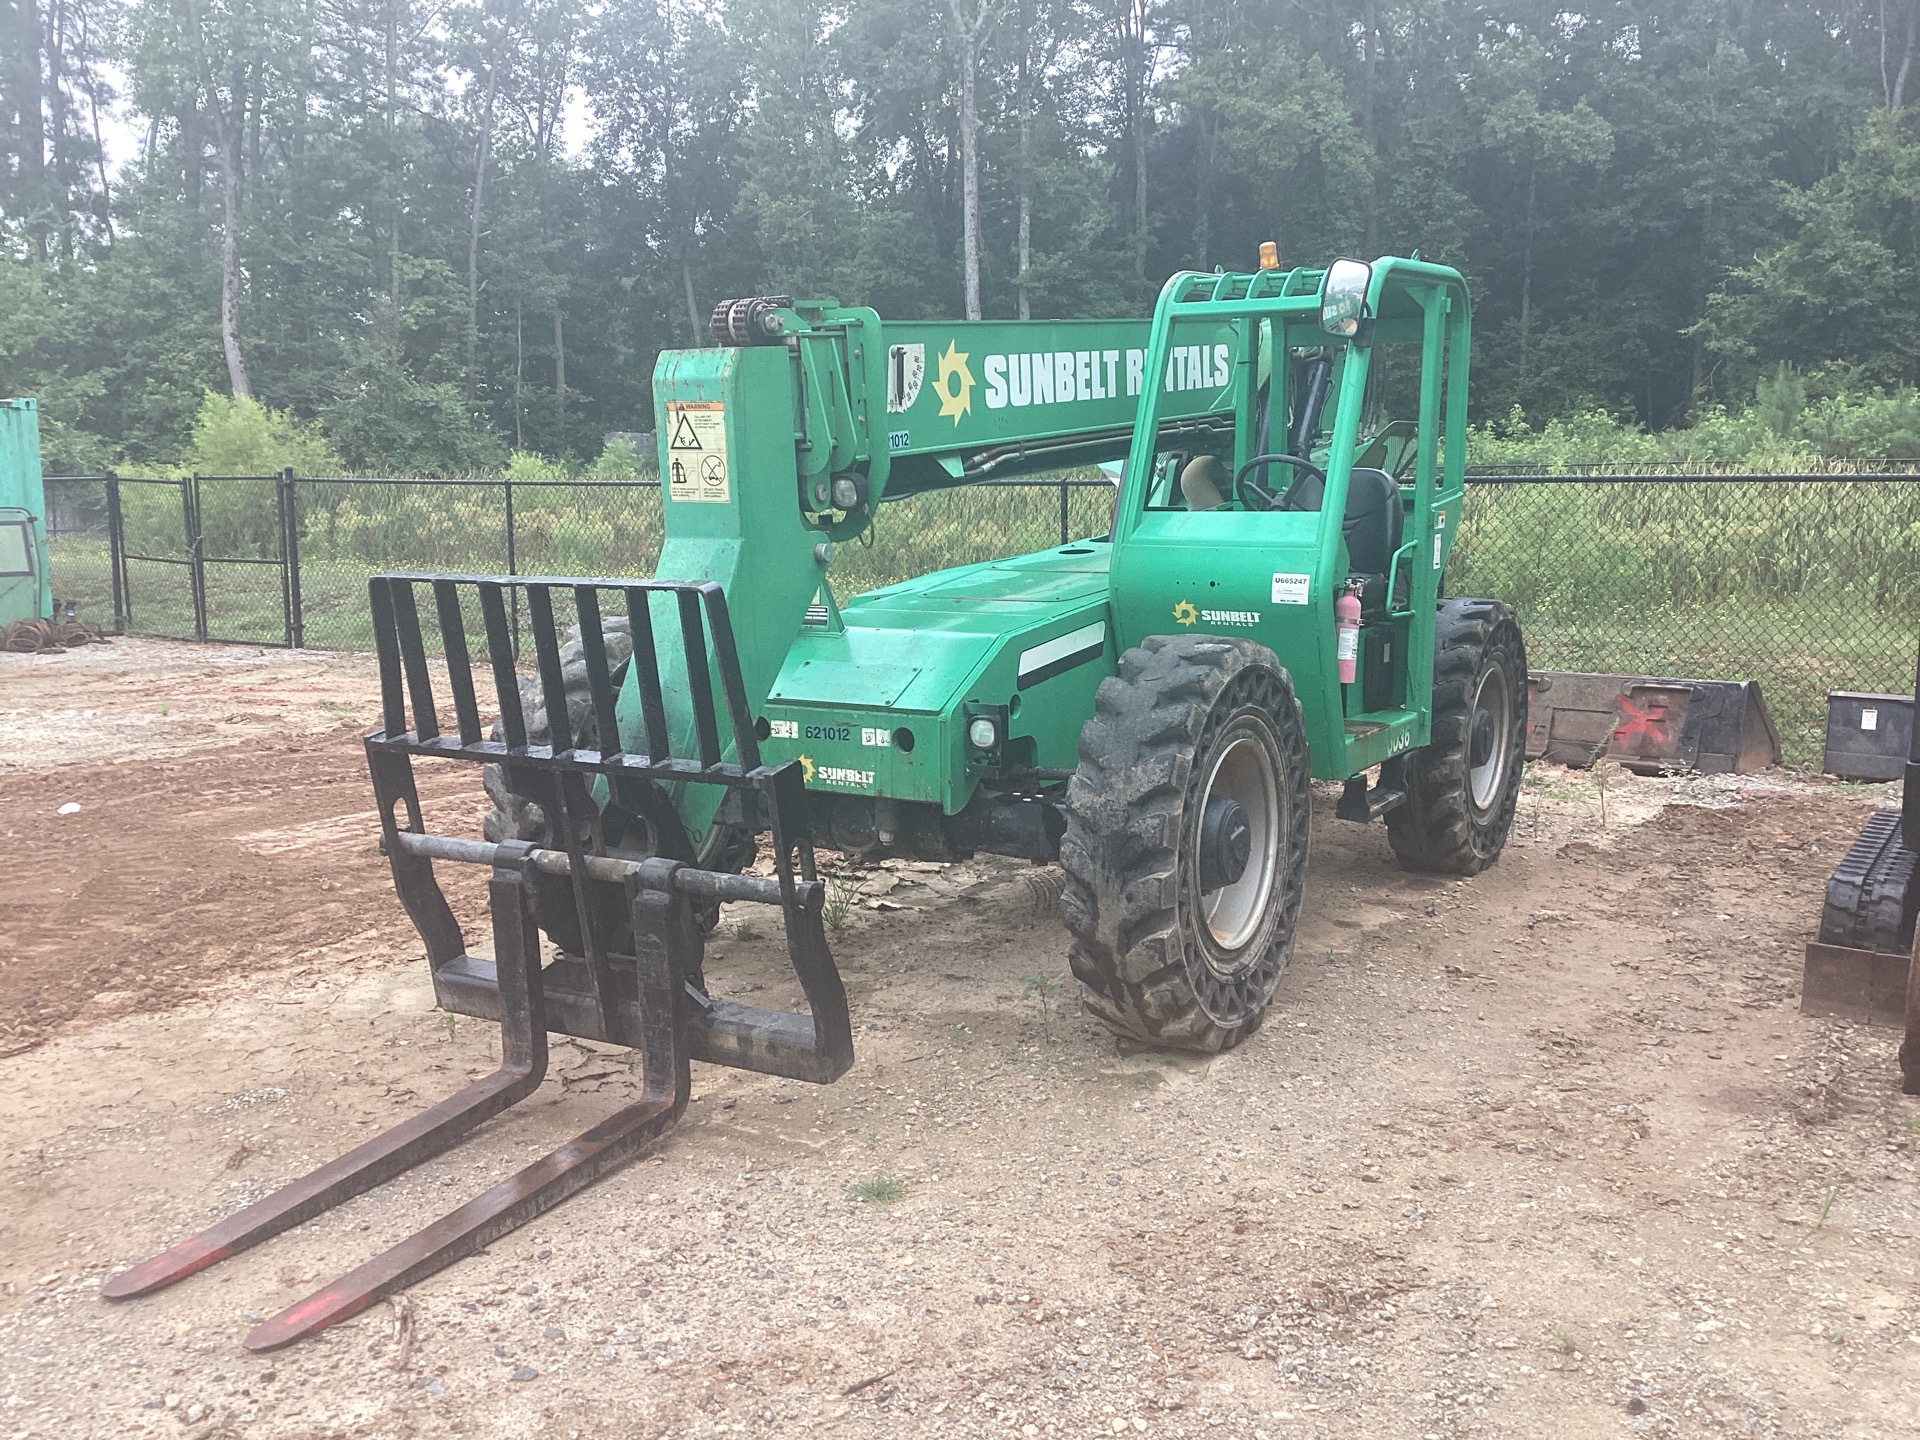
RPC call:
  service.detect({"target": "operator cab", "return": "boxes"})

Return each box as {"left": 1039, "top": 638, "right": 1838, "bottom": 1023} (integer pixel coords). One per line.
{"left": 1109, "top": 253, "right": 1469, "bottom": 772}
{"left": 1136, "top": 318, "right": 1414, "bottom": 615}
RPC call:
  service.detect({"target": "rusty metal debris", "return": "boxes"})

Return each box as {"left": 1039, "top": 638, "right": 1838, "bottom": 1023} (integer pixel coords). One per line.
{"left": 2, "top": 617, "right": 110, "bottom": 653}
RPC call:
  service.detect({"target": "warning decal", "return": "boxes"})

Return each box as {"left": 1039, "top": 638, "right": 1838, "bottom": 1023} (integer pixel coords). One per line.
{"left": 886, "top": 343, "right": 926, "bottom": 413}
{"left": 665, "top": 401, "right": 730, "bottom": 504}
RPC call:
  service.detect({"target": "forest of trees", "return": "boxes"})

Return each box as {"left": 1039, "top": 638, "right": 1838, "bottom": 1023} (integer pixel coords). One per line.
{"left": 5, "top": 0, "right": 1920, "bottom": 473}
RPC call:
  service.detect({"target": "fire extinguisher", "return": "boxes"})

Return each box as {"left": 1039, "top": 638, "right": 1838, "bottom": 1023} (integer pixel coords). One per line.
{"left": 1335, "top": 583, "right": 1362, "bottom": 685}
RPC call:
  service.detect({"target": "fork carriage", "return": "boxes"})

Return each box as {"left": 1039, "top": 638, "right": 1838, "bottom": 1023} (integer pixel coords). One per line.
{"left": 102, "top": 573, "right": 852, "bottom": 1350}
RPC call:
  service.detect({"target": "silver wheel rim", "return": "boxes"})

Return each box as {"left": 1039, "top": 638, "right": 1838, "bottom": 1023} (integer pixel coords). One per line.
{"left": 1197, "top": 727, "right": 1282, "bottom": 955}
{"left": 1468, "top": 664, "right": 1512, "bottom": 813}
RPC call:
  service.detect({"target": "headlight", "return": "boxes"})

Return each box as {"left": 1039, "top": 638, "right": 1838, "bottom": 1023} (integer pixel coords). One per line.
{"left": 967, "top": 716, "right": 999, "bottom": 750}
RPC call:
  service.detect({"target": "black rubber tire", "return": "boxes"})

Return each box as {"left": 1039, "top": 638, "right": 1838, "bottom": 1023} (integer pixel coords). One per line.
{"left": 482, "top": 618, "right": 634, "bottom": 846}
{"left": 1385, "top": 598, "right": 1528, "bottom": 875}
{"left": 480, "top": 619, "right": 754, "bottom": 936}
{"left": 1060, "top": 634, "right": 1312, "bottom": 1052}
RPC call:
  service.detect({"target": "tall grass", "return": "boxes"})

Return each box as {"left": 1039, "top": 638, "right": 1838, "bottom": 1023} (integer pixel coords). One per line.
{"left": 43, "top": 469, "right": 1918, "bottom": 766}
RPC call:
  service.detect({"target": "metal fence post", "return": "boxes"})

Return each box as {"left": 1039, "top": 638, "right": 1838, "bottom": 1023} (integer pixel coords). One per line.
{"left": 185, "top": 474, "right": 209, "bottom": 643}
{"left": 280, "top": 467, "right": 305, "bottom": 648}
{"left": 105, "top": 473, "right": 127, "bottom": 633}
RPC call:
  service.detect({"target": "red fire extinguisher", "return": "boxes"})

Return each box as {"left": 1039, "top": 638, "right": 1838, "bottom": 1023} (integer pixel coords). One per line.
{"left": 1335, "top": 583, "right": 1362, "bottom": 685}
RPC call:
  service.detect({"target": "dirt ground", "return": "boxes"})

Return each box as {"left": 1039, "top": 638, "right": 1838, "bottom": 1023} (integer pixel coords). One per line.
{"left": 1, "top": 639, "right": 1916, "bottom": 1440}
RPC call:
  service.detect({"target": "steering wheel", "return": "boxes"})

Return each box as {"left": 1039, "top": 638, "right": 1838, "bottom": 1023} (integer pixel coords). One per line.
{"left": 1233, "top": 454, "right": 1327, "bottom": 512}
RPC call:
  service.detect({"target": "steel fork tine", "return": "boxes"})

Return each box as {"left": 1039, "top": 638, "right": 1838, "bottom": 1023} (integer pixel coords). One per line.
{"left": 100, "top": 849, "right": 550, "bottom": 1302}
{"left": 244, "top": 867, "right": 692, "bottom": 1352}
{"left": 245, "top": 1087, "right": 683, "bottom": 1351}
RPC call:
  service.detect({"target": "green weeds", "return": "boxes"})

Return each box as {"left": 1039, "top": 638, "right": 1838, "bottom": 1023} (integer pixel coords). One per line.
{"left": 822, "top": 874, "right": 865, "bottom": 929}
{"left": 850, "top": 1174, "right": 906, "bottom": 1206}
{"left": 1022, "top": 970, "right": 1067, "bottom": 1038}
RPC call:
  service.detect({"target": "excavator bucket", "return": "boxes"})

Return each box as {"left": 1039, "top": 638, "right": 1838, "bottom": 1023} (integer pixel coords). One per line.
{"left": 103, "top": 573, "right": 852, "bottom": 1348}
{"left": 1524, "top": 671, "right": 1782, "bottom": 775}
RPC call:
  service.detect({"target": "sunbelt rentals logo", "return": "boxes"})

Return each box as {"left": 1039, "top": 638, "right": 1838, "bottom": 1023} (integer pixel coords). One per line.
{"left": 796, "top": 754, "right": 875, "bottom": 789}
{"left": 1173, "top": 599, "right": 1258, "bottom": 628}
{"left": 932, "top": 341, "right": 974, "bottom": 423}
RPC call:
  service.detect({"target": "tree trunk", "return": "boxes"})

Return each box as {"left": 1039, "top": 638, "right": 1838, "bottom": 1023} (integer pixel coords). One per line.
{"left": 79, "top": 0, "right": 113, "bottom": 243}
{"left": 196, "top": 19, "right": 252, "bottom": 399}
{"left": 553, "top": 308, "right": 566, "bottom": 440}
{"left": 466, "top": 47, "right": 499, "bottom": 401}
{"left": 386, "top": 0, "right": 400, "bottom": 316}
{"left": 1015, "top": 0, "right": 1031, "bottom": 320}
{"left": 1125, "top": 0, "right": 1149, "bottom": 283}
{"left": 957, "top": 38, "right": 980, "bottom": 321}
{"left": 514, "top": 298, "right": 524, "bottom": 450}
{"left": 245, "top": 58, "right": 260, "bottom": 179}
{"left": 11, "top": 0, "right": 48, "bottom": 256}
{"left": 1361, "top": 0, "right": 1380, "bottom": 255}
{"left": 1896, "top": 0, "right": 1918, "bottom": 107}
{"left": 217, "top": 150, "right": 251, "bottom": 396}
{"left": 1883, "top": 0, "right": 1893, "bottom": 107}
{"left": 1132, "top": 95, "right": 1148, "bottom": 281}
{"left": 683, "top": 252, "right": 701, "bottom": 343}
{"left": 46, "top": 0, "right": 72, "bottom": 257}
{"left": 1017, "top": 190, "right": 1031, "bottom": 320}
{"left": 950, "top": 0, "right": 994, "bottom": 321}
{"left": 1192, "top": 112, "right": 1217, "bottom": 269}
{"left": 182, "top": 103, "right": 200, "bottom": 207}
{"left": 1518, "top": 163, "right": 1535, "bottom": 357}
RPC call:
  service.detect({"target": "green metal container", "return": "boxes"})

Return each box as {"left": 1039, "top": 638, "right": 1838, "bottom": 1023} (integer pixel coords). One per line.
{"left": 0, "top": 398, "right": 51, "bottom": 628}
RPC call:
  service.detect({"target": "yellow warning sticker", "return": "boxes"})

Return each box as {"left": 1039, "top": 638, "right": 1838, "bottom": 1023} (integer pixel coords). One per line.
{"left": 665, "top": 401, "right": 730, "bottom": 504}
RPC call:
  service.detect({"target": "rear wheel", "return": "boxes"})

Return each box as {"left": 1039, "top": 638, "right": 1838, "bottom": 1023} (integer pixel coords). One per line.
{"left": 1385, "top": 598, "right": 1527, "bottom": 875}
{"left": 1060, "top": 635, "right": 1311, "bottom": 1052}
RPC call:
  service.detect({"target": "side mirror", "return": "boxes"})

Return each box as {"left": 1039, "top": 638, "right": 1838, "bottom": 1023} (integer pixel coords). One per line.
{"left": 1320, "top": 259, "right": 1372, "bottom": 340}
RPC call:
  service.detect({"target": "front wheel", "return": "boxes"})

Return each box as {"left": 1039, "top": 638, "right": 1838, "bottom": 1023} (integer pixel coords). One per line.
{"left": 480, "top": 618, "right": 754, "bottom": 943}
{"left": 1385, "top": 598, "right": 1528, "bottom": 875}
{"left": 1060, "top": 635, "right": 1312, "bottom": 1052}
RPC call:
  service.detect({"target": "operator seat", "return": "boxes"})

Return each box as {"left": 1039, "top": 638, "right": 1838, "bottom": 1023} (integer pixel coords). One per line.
{"left": 1179, "top": 454, "right": 1230, "bottom": 511}
{"left": 1285, "top": 466, "right": 1405, "bottom": 612}
{"left": 1341, "top": 468, "right": 1403, "bottom": 577}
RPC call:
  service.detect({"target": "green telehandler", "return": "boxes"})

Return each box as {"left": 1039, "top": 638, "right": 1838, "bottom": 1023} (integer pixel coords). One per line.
{"left": 106, "top": 252, "right": 1527, "bottom": 1347}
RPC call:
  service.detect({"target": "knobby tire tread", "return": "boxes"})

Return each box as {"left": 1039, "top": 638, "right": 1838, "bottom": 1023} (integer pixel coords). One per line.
{"left": 1385, "top": 598, "right": 1528, "bottom": 876}
{"left": 1060, "top": 634, "right": 1311, "bottom": 1053}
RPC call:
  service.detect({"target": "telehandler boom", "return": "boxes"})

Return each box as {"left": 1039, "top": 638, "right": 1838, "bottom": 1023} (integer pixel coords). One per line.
{"left": 106, "top": 252, "right": 1528, "bottom": 1346}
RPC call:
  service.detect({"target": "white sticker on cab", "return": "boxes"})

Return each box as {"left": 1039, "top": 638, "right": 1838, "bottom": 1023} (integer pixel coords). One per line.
{"left": 1271, "top": 573, "right": 1311, "bottom": 605}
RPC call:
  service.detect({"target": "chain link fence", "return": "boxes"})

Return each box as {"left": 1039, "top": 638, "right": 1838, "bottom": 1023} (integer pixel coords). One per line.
{"left": 1450, "top": 474, "right": 1920, "bottom": 761}
{"left": 39, "top": 470, "right": 1920, "bottom": 764}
